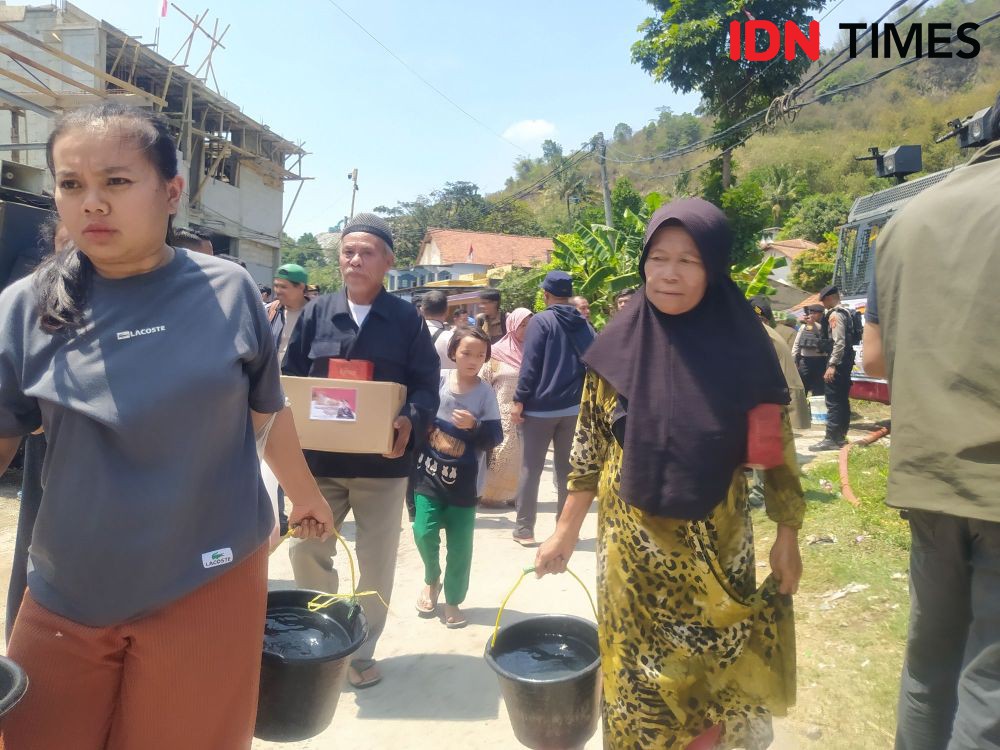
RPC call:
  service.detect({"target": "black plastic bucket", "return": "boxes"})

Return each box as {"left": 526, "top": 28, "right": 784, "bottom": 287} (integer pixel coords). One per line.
{"left": 254, "top": 589, "right": 368, "bottom": 742}
{"left": 0, "top": 656, "right": 27, "bottom": 721}
{"left": 485, "top": 614, "right": 601, "bottom": 750}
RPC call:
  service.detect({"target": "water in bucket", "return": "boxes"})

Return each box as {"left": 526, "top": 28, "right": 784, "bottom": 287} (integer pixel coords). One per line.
{"left": 486, "top": 614, "right": 601, "bottom": 750}
{"left": 255, "top": 590, "right": 368, "bottom": 742}
{"left": 263, "top": 607, "right": 354, "bottom": 660}
{"left": 492, "top": 633, "right": 598, "bottom": 681}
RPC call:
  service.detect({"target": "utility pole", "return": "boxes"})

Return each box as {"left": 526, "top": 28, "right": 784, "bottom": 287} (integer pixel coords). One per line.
{"left": 595, "top": 133, "right": 613, "bottom": 226}
{"left": 347, "top": 168, "right": 359, "bottom": 219}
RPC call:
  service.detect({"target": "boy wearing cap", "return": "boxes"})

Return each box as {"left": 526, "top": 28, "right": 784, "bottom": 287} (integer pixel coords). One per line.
{"left": 267, "top": 264, "right": 310, "bottom": 367}
{"left": 510, "top": 271, "right": 595, "bottom": 545}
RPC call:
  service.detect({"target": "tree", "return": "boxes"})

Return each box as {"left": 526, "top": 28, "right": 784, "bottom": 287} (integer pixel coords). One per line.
{"left": 790, "top": 232, "right": 837, "bottom": 291}
{"left": 779, "top": 193, "right": 852, "bottom": 244}
{"left": 755, "top": 165, "right": 804, "bottom": 224}
{"left": 577, "top": 177, "right": 645, "bottom": 229}
{"left": 632, "top": 0, "right": 825, "bottom": 187}
{"left": 496, "top": 266, "right": 547, "bottom": 313}
{"left": 541, "top": 139, "right": 564, "bottom": 165}
{"left": 280, "top": 232, "right": 326, "bottom": 267}
{"left": 720, "top": 178, "right": 770, "bottom": 267}
{"left": 612, "top": 122, "right": 634, "bottom": 143}
{"left": 549, "top": 158, "right": 593, "bottom": 226}
{"left": 478, "top": 200, "right": 546, "bottom": 237}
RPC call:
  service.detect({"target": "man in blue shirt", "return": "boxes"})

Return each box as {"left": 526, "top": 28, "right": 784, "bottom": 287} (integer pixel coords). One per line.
{"left": 283, "top": 213, "right": 440, "bottom": 689}
{"left": 510, "top": 271, "right": 595, "bottom": 545}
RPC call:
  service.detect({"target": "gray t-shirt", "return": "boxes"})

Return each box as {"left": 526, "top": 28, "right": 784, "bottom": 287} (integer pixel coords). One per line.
{"left": 0, "top": 248, "right": 284, "bottom": 626}
{"left": 413, "top": 374, "right": 502, "bottom": 503}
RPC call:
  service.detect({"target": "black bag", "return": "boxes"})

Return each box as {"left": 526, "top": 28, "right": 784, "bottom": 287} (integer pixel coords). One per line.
{"left": 819, "top": 307, "right": 863, "bottom": 353}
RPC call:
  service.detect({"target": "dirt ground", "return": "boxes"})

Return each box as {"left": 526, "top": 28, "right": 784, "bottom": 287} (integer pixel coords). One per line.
{"left": 0, "top": 419, "right": 882, "bottom": 749}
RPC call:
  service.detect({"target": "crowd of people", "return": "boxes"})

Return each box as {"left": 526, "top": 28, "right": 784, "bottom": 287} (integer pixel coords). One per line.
{"left": 0, "top": 100, "right": 997, "bottom": 750}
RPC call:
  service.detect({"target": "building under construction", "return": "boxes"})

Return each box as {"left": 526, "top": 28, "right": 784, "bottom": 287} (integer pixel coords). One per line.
{"left": 0, "top": 2, "right": 306, "bottom": 284}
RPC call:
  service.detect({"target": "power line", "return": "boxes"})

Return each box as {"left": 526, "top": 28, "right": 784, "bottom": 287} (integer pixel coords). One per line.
{"left": 716, "top": 0, "right": 854, "bottom": 118}
{"left": 593, "top": 4, "right": 1000, "bottom": 184}
{"left": 320, "top": 0, "right": 528, "bottom": 155}
{"left": 601, "top": 0, "right": 931, "bottom": 167}
{"left": 487, "top": 146, "right": 594, "bottom": 213}
{"left": 793, "top": 7, "right": 1000, "bottom": 107}
{"left": 792, "top": 0, "right": 932, "bottom": 96}
{"left": 641, "top": 121, "right": 770, "bottom": 183}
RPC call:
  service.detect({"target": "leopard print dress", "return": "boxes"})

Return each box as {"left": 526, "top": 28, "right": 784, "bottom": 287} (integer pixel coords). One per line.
{"left": 568, "top": 372, "right": 805, "bottom": 750}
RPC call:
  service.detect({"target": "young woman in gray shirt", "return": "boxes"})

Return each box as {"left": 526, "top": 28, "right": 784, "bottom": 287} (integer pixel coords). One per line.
{"left": 0, "top": 103, "right": 334, "bottom": 750}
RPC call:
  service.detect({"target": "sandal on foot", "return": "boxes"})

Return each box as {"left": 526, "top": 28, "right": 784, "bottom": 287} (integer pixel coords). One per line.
{"left": 444, "top": 606, "right": 467, "bottom": 629}
{"left": 415, "top": 583, "right": 441, "bottom": 616}
{"left": 348, "top": 660, "right": 382, "bottom": 689}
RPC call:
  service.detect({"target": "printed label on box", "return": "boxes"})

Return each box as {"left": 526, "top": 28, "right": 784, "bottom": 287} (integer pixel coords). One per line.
{"left": 309, "top": 387, "right": 358, "bottom": 422}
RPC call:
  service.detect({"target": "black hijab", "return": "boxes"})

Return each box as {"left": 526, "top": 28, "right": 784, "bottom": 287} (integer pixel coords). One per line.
{"left": 583, "top": 198, "right": 789, "bottom": 520}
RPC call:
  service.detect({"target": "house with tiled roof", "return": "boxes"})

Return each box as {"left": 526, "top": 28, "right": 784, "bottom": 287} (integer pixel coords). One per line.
{"left": 762, "top": 238, "right": 818, "bottom": 282}
{"left": 386, "top": 228, "right": 552, "bottom": 297}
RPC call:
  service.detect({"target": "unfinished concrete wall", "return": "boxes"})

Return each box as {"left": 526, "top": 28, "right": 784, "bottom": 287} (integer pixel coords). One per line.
{"left": 238, "top": 239, "right": 279, "bottom": 286}
{"left": 3, "top": 7, "right": 101, "bottom": 173}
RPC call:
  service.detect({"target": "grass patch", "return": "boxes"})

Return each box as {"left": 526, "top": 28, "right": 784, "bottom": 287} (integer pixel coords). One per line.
{"left": 754, "top": 441, "right": 909, "bottom": 748}
{"left": 850, "top": 399, "right": 892, "bottom": 427}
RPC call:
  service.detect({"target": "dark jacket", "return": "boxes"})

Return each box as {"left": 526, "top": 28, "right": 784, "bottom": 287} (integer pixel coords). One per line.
{"left": 514, "top": 304, "right": 595, "bottom": 413}
{"left": 283, "top": 288, "right": 441, "bottom": 478}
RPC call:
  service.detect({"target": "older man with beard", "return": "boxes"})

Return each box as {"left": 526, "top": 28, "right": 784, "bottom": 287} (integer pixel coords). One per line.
{"left": 283, "top": 213, "right": 440, "bottom": 689}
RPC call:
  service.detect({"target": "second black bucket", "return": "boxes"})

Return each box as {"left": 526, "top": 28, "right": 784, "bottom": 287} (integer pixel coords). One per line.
{"left": 485, "top": 614, "right": 601, "bottom": 750}
{"left": 254, "top": 589, "right": 368, "bottom": 742}
{"left": 0, "top": 656, "right": 28, "bottom": 722}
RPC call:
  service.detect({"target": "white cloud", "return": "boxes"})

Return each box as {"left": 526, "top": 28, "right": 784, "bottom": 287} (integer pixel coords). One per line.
{"left": 502, "top": 119, "right": 557, "bottom": 149}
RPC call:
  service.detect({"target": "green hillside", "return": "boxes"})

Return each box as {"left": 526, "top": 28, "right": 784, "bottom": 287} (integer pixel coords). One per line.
{"left": 495, "top": 0, "right": 1000, "bottom": 236}
{"left": 355, "top": 0, "right": 1000, "bottom": 278}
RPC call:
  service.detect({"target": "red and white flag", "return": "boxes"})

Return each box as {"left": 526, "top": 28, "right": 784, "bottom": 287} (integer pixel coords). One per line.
{"left": 161, "top": 0, "right": 168, "bottom": 18}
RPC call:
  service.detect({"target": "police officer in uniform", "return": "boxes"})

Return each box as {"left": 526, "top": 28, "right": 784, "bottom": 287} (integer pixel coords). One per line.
{"left": 811, "top": 285, "right": 855, "bottom": 451}
{"left": 792, "top": 303, "right": 827, "bottom": 396}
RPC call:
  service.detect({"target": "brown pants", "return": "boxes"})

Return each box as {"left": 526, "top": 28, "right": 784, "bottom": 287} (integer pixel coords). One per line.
{"left": 2, "top": 544, "right": 268, "bottom": 750}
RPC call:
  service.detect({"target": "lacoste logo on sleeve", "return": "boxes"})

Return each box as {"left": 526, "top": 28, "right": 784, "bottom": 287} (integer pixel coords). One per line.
{"left": 116, "top": 325, "right": 167, "bottom": 341}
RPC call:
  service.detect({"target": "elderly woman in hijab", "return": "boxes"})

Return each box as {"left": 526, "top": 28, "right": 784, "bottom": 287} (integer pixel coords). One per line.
{"left": 479, "top": 308, "right": 533, "bottom": 507}
{"left": 536, "top": 199, "right": 804, "bottom": 750}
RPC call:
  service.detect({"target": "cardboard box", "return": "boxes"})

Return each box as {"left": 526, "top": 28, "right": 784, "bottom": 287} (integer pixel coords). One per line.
{"left": 281, "top": 376, "right": 406, "bottom": 454}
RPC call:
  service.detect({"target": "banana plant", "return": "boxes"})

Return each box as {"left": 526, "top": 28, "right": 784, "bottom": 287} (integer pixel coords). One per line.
{"left": 732, "top": 255, "right": 784, "bottom": 298}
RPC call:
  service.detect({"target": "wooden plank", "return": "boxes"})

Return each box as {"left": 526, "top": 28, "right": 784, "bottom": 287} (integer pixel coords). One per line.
{"left": 0, "top": 22, "right": 165, "bottom": 107}
{"left": 182, "top": 81, "right": 193, "bottom": 158}
{"left": 0, "top": 66, "right": 57, "bottom": 98}
{"left": 0, "top": 45, "right": 105, "bottom": 97}
{"left": 157, "top": 66, "right": 174, "bottom": 111}
{"left": 191, "top": 143, "right": 230, "bottom": 205}
{"left": 108, "top": 38, "right": 126, "bottom": 79}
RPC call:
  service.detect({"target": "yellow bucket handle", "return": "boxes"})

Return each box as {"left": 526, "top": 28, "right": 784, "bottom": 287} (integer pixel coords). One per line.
{"left": 490, "top": 566, "right": 598, "bottom": 649}
{"left": 273, "top": 524, "right": 389, "bottom": 614}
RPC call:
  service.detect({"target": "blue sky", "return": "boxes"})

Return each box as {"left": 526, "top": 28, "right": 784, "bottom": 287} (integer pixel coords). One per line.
{"left": 73, "top": 0, "right": 887, "bottom": 236}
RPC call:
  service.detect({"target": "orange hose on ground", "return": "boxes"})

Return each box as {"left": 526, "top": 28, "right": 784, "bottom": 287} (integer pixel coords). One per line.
{"left": 839, "top": 425, "right": 890, "bottom": 506}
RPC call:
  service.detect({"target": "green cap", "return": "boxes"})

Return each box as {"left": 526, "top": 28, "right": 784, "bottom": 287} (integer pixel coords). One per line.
{"left": 276, "top": 263, "right": 308, "bottom": 285}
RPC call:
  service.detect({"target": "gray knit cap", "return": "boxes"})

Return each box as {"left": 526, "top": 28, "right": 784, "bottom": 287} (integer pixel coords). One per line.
{"left": 342, "top": 212, "right": 394, "bottom": 251}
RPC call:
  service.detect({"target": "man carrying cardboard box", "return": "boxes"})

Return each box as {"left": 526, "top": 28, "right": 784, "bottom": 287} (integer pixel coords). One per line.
{"left": 283, "top": 213, "right": 440, "bottom": 689}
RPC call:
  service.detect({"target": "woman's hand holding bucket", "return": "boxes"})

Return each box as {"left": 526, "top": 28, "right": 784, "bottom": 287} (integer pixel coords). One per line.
{"left": 288, "top": 494, "right": 335, "bottom": 541}
{"left": 535, "top": 532, "right": 576, "bottom": 577}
